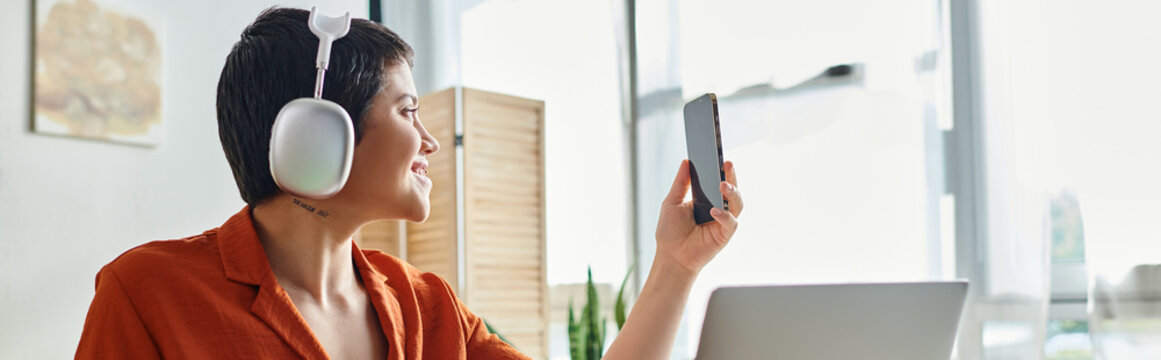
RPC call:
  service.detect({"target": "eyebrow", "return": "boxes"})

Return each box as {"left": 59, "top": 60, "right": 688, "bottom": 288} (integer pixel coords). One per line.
{"left": 397, "top": 94, "right": 418, "bottom": 106}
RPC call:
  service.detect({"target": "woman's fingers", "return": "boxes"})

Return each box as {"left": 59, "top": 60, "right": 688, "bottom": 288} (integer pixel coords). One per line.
{"left": 720, "top": 180, "right": 743, "bottom": 217}
{"left": 721, "top": 161, "right": 742, "bottom": 217}
{"left": 663, "top": 159, "right": 691, "bottom": 205}
{"left": 709, "top": 207, "right": 738, "bottom": 242}
{"left": 724, "top": 161, "right": 738, "bottom": 188}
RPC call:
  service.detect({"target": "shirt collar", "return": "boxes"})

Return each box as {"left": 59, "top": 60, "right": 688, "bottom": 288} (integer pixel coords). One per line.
{"left": 218, "top": 206, "right": 270, "bottom": 286}
{"left": 352, "top": 241, "right": 390, "bottom": 284}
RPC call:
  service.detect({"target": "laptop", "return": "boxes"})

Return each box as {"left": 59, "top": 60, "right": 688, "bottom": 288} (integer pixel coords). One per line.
{"left": 695, "top": 281, "right": 968, "bottom": 360}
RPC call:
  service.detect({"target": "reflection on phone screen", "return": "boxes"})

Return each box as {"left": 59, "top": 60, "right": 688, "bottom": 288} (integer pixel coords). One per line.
{"left": 689, "top": 161, "right": 715, "bottom": 224}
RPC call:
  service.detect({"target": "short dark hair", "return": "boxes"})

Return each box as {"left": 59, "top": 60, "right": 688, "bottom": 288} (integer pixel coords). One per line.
{"left": 216, "top": 7, "right": 414, "bottom": 206}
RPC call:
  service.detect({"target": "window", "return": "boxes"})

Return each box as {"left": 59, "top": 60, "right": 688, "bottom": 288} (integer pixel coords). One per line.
{"left": 633, "top": 0, "right": 947, "bottom": 357}
{"left": 971, "top": 1, "right": 1161, "bottom": 358}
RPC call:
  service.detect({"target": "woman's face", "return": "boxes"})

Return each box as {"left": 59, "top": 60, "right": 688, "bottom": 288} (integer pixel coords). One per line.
{"left": 335, "top": 63, "right": 439, "bottom": 223}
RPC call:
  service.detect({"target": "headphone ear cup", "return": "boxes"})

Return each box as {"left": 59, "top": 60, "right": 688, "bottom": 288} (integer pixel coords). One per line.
{"left": 269, "top": 98, "right": 355, "bottom": 199}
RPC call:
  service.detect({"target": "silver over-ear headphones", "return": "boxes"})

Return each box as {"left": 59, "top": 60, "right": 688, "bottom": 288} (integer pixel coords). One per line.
{"left": 268, "top": 7, "right": 354, "bottom": 199}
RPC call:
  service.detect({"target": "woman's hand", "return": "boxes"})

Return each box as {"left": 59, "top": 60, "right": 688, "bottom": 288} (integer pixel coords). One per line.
{"left": 654, "top": 159, "right": 743, "bottom": 277}
{"left": 603, "top": 159, "right": 741, "bottom": 360}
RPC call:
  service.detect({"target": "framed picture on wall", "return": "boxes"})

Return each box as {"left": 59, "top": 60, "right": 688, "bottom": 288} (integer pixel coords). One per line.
{"left": 33, "top": 0, "right": 164, "bottom": 146}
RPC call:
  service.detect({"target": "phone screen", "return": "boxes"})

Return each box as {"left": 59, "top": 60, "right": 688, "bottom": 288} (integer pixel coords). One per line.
{"left": 683, "top": 93, "right": 727, "bottom": 224}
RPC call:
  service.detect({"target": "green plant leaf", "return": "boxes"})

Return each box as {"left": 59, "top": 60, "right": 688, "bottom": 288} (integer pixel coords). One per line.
{"left": 568, "top": 296, "right": 583, "bottom": 360}
{"left": 585, "top": 267, "right": 603, "bottom": 360}
{"left": 614, "top": 262, "right": 636, "bottom": 330}
{"left": 599, "top": 320, "right": 607, "bottom": 359}
{"left": 579, "top": 300, "right": 592, "bottom": 360}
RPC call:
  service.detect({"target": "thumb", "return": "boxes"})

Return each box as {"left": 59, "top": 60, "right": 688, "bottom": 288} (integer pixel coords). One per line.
{"left": 663, "top": 160, "right": 691, "bottom": 205}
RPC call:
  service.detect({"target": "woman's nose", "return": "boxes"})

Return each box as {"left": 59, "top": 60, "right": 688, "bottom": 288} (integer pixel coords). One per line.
{"left": 419, "top": 125, "right": 439, "bottom": 155}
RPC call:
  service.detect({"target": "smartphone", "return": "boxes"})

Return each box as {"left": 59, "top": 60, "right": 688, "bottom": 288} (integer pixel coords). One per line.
{"left": 683, "top": 93, "right": 728, "bottom": 224}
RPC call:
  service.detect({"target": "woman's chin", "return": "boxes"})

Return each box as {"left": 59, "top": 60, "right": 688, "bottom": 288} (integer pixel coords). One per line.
{"left": 404, "top": 203, "right": 431, "bottom": 223}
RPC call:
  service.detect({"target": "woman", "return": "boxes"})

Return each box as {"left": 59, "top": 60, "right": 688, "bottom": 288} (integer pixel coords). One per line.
{"left": 76, "top": 7, "right": 742, "bottom": 359}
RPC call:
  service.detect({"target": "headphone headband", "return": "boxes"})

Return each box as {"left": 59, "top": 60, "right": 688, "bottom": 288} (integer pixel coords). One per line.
{"left": 267, "top": 7, "right": 356, "bottom": 200}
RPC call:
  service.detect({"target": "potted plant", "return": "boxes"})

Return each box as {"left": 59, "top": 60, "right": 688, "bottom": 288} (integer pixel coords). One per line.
{"left": 568, "top": 264, "right": 635, "bottom": 360}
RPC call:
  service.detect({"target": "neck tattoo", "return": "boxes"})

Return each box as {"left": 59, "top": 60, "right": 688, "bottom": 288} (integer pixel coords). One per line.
{"left": 292, "top": 198, "right": 329, "bottom": 218}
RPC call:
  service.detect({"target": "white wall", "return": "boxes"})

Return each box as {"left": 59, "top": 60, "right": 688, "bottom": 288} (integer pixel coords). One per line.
{"left": 0, "top": 1, "right": 368, "bottom": 357}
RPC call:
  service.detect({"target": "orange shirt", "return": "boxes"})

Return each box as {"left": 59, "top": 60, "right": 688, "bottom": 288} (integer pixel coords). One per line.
{"left": 76, "top": 207, "right": 529, "bottom": 359}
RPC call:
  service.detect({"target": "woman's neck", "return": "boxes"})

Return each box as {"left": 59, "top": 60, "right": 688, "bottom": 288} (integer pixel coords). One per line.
{"left": 251, "top": 195, "right": 365, "bottom": 305}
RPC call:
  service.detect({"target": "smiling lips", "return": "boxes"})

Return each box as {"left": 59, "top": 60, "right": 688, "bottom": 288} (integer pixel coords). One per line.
{"left": 411, "top": 157, "right": 429, "bottom": 181}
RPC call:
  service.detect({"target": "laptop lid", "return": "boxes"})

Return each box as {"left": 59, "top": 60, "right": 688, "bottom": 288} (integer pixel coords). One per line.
{"left": 695, "top": 281, "right": 968, "bottom": 360}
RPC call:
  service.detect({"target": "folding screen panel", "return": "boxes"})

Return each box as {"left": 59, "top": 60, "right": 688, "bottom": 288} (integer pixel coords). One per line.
{"left": 462, "top": 88, "right": 547, "bottom": 358}
{"left": 404, "top": 88, "right": 460, "bottom": 288}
